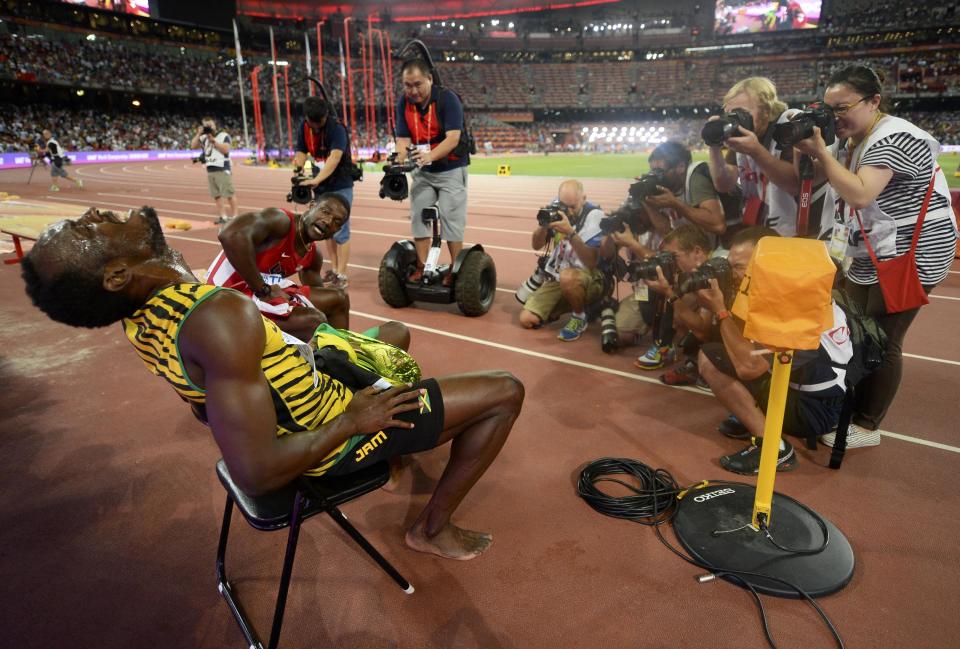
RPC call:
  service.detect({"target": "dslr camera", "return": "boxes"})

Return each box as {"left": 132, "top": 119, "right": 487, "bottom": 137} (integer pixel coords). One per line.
{"left": 536, "top": 199, "right": 566, "bottom": 227}
{"left": 202, "top": 125, "right": 214, "bottom": 135}
{"left": 628, "top": 167, "right": 667, "bottom": 202}
{"left": 379, "top": 145, "right": 418, "bottom": 201}
{"left": 701, "top": 108, "right": 755, "bottom": 147}
{"left": 626, "top": 251, "right": 676, "bottom": 284}
{"left": 772, "top": 102, "right": 836, "bottom": 148}
{"left": 599, "top": 195, "right": 652, "bottom": 236}
{"left": 191, "top": 152, "right": 207, "bottom": 165}
{"left": 673, "top": 257, "right": 734, "bottom": 302}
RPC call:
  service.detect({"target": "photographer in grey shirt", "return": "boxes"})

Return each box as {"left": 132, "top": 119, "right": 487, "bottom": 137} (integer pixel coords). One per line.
{"left": 190, "top": 116, "right": 236, "bottom": 224}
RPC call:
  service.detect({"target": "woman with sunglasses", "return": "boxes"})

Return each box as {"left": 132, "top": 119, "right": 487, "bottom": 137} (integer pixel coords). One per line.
{"left": 792, "top": 65, "right": 957, "bottom": 450}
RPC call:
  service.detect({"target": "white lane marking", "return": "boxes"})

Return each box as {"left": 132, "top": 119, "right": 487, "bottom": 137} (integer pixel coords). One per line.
{"left": 347, "top": 309, "right": 960, "bottom": 454}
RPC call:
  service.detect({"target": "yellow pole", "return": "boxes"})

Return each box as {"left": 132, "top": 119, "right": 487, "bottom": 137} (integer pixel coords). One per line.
{"left": 752, "top": 350, "right": 794, "bottom": 528}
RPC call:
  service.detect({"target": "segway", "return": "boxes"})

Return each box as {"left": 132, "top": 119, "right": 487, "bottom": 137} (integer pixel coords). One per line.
{"left": 377, "top": 198, "right": 496, "bottom": 316}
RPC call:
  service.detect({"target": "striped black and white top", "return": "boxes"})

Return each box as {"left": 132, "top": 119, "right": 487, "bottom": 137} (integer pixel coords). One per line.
{"left": 848, "top": 131, "right": 956, "bottom": 286}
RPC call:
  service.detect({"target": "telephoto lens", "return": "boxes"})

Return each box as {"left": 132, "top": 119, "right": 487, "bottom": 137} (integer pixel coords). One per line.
{"left": 515, "top": 266, "right": 547, "bottom": 304}
{"left": 600, "top": 300, "right": 619, "bottom": 353}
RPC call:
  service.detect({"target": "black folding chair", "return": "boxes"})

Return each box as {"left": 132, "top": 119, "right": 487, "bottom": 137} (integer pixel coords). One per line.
{"left": 215, "top": 459, "right": 413, "bottom": 649}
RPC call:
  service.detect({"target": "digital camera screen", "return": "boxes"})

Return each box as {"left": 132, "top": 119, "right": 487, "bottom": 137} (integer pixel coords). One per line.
{"left": 60, "top": 0, "right": 150, "bottom": 17}
{"left": 714, "top": 0, "right": 821, "bottom": 35}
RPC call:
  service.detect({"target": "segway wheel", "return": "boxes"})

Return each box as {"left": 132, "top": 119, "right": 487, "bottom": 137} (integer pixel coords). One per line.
{"left": 455, "top": 251, "right": 496, "bottom": 316}
{"left": 378, "top": 259, "right": 412, "bottom": 308}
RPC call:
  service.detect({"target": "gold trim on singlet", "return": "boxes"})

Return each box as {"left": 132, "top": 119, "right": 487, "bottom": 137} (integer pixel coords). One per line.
{"left": 121, "top": 283, "right": 361, "bottom": 475}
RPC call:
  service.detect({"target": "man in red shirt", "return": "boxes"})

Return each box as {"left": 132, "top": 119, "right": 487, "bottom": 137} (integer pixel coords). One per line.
{"left": 205, "top": 194, "right": 352, "bottom": 342}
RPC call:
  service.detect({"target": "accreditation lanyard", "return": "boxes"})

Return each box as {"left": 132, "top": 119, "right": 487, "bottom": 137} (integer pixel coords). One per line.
{"left": 412, "top": 101, "right": 434, "bottom": 147}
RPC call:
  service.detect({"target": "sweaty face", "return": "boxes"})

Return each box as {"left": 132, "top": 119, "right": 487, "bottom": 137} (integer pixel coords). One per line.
{"left": 402, "top": 68, "right": 433, "bottom": 106}
{"left": 723, "top": 92, "right": 761, "bottom": 135}
{"left": 727, "top": 242, "right": 755, "bottom": 283}
{"left": 303, "top": 201, "right": 347, "bottom": 241}
{"left": 824, "top": 83, "right": 880, "bottom": 142}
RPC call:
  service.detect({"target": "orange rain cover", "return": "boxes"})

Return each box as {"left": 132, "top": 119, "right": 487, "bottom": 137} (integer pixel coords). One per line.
{"left": 731, "top": 238, "right": 835, "bottom": 350}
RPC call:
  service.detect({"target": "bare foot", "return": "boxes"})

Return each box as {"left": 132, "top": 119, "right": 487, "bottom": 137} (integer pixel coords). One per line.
{"left": 405, "top": 522, "right": 493, "bottom": 560}
{"left": 380, "top": 456, "right": 405, "bottom": 492}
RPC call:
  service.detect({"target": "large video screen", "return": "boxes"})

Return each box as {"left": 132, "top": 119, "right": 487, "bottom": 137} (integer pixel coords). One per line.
{"left": 60, "top": 0, "right": 150, "bottom": 17}
{"left": 714, "top": 0, "right": 821, "bottom": 35}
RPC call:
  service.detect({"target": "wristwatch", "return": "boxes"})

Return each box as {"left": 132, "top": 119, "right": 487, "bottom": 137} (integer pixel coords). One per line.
{"left": 254, "top": 284, "right": 272, "bottom": 299}
{"left": 716, "top": 309, "right": 731, "bottom": 321}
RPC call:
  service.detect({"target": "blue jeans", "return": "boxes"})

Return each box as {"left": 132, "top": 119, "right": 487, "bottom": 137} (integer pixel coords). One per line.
{"left": 315, "top": 186, "right": 353, "bottom": 244}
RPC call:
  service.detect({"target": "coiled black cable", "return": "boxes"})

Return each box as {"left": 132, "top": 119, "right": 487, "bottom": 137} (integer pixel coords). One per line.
{"left": 577, "top": 457, "right": 844, "bottom": 649}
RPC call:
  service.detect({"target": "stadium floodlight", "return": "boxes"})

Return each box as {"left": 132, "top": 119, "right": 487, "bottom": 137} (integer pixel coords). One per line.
{"left": 592, "top": 127, "right": 599, "bottom": 132}
{"left": 582, "top": 127, "right": 588, "bottom": 133}
{"left": 491, "top": 19, "right": 499, "bottom": 26}
{"left": 76, "top": 89, "right": 85, "bottom": 96}
{"left": 508, "top": 22, "right": 515, "bottom": 29}
{"left": 629, "top": 126, "right": 636, "bottom": 134}
{"left": 426, "top": 23, "right": 431, "bottom": 28}
{"left": 132, "top": 99, "right": 141, "bottom": 107}
{"left": 658, "top": 126, "right": 665, "bottom": 132}
{"left": 86, "top": 34, "right": 96, "bottom": 41}
{"left": 601, "top": 126, "right": 608, "bottom": 132}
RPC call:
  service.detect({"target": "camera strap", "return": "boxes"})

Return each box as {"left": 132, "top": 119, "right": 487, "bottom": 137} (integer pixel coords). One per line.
{"left": 796, "top": 155, "right": 815, "bottom": 237}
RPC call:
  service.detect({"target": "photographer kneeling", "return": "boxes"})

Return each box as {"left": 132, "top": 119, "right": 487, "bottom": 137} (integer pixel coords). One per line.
{"left": 696, "top": 227, "right": 854, "bottom": 475}
{"left": 519, "top": 179, "right": 605, "bottom": 342}
{"left": 615, "top": 225, "right": 717, "bottom": 381}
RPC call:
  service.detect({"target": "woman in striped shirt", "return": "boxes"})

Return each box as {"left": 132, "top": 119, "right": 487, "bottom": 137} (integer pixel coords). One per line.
{"left": 793, "top": 65, "right": 957, "bottom": 449}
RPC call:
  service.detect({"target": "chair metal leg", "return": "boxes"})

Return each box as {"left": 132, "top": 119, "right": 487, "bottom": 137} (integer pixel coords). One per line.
{"left": 327, "top": 506, "right": 414, "bottom": 594}
{"left": 216, "top": 495, "right": 265, "bottom": 649}
{"left": 266, "top": 491, "right": 307, "bottom": 649}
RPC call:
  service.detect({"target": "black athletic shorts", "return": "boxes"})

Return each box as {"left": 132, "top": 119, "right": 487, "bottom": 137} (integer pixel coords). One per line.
{"left": 324, "top": 378, "right": 445, "bottom": 477}
{"left": 701, "top": 343, "right": 841, "bottom": 438}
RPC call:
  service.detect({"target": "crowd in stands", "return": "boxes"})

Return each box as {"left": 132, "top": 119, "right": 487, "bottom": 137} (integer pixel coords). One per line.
{"left": 0, "top": 103, "right": 246, "bottom": 153}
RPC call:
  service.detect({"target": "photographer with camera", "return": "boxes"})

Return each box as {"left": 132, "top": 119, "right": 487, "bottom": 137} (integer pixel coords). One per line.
{"left": 40, "top": 129, "right": 82, "bottom": 192}
{"left": 292, "top": 96, "right": 357, "bottom": 290}
{"left": 618, "top": 225, "right": 719, "bottom": 378}
{"left": 189, "top": 117, "right": 235, "bottom": 224}
{"left": 696, "top": 227, "right": 854, "bottom": 474}
{"left": 789, "top": 65, "right": 957, "bottom": 450}
{"left": 519, "top": 180, "right": 606, "bottom": 342}
{"left": 205, "top": 195, "right": 354, "bottom": 343}
{"left": 394, "top": 58, "right": 469, "bottom": 283}
{"left": 705, "top": 77, "right": 834, "bottom": 239}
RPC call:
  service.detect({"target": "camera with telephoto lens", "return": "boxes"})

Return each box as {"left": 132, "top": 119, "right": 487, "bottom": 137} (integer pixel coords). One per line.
{"left": 515, "top": 255, "right": 549, "bottom": 304}
{"left": 191, "top": 152, "right": 207, "bottom": 164}
{"left": 701, "top": 108, "right": 755, "bottom": 147}
{"left": 772, "top": 102, "right": 837, "bottom": 148}
{"left": 628, "top": 167, "right": 667, "bottom": 202}
{"left": 379, "top": 145, "right": 418, "bottom": 201}
{"left": 626, "top": 251, "right": 676, "bottom": 283}
{"left": 536, "top": 199, "right": 566, "bottom": 227}
{"left": 599, "top": 297, "right": 619, "bottom": 353}
{"left": 674, "top": 256, "right": 734, "bottom": 301}
{"left": 287, "top": 175, "right": 314, "bottom": 204}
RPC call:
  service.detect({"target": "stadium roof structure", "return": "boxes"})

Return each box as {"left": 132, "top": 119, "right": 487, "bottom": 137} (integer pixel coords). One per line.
{"left": 238, "top": 0, "right": 623, "bottom": 22}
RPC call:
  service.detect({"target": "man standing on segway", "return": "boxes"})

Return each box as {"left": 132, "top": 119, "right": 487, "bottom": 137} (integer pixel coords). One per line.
{"left": 394, "top": 54, "right": 470, "bottom": 285}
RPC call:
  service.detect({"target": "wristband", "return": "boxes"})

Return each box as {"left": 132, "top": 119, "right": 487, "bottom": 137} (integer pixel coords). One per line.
{"left": 254, "top": 284, "right": 272, "bottom": 299}
{"left": 717, "top": 309, "right": 731, "bottom": 321}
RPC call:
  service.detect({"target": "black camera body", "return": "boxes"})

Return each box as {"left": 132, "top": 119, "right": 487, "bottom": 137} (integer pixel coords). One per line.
{"left": 536, "top": 199, "right": 566, "bottom": 227}
{"left": 599, "top": 195, "right": 652, "bottom": 236}
{"left": 626, "top": 251, "right": 676, "bottom": 283}
{"left": 287, "top": 175, "right": 314, "bottom": 204}
{"left": 628, "top": 168, "right": 667, "bottom": 202}
{"left": 202, "top": 125, "right": 214, "bottom": 135}
{"left": 701, "top": 108, "right": 755, "bottom": 147}
{"left": 191, "top": 152, "right": 207, "bottom": 165}
{"left": 379, "top": 146, "right": 418, "bottom": 201}
{"left": 772, "top": 103, "right": 837, "bottom": 148}
{"left": 675, "top": 256, "right": 734, "bottom": 301}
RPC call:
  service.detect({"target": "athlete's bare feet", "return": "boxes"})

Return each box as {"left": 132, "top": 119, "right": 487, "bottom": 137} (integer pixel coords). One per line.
{"left": 405, "top": 521, "right": 493, "bottom": 560}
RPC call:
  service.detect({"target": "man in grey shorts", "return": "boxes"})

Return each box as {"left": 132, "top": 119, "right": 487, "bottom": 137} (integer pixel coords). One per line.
{"left": 394, "top": 58, "right": 470, "bottom": 283}
{"left": 41, "top": 130, "right": 83, "bottom": 192}
{"left": 190, "top": 116, "right": 237, "bottom": 224}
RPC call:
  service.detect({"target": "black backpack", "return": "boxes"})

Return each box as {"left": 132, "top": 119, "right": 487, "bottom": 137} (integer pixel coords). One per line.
{"left": 832, "top": 288, "right": 887, "bottom": 388}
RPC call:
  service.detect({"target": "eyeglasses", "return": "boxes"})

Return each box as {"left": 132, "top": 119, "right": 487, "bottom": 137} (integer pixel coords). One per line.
{"left": 826, "top": 96, "right": 870, "bottom": 116}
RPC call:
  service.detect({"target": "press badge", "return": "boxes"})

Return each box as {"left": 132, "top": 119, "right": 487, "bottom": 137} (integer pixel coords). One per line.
{"left": 828, "top": 223, "right": 849, "bottom": 262}
{"left": 261, "top": 273, "right": 284, "bottom": 286}
{"left": 633, "top": 282, "right": 649, "bottom": 302}
{"left": 416, "top": 143, "right": 431, "bottom": 155}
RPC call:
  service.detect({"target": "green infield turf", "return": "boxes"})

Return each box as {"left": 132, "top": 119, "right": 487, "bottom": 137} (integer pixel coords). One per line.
{"left": 467, "top": 151, "right": 960, "bottom": 189}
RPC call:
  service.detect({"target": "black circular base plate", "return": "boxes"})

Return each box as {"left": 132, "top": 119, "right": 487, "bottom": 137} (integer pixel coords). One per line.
{"left": 673, "top": 482, "right": 855, "bottom": 598}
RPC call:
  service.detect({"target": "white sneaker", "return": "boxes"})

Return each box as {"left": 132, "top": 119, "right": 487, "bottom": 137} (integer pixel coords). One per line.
{"left": 821, "top": 424, "right": 881, "bottom": 449}
{"left": 50, "top": 184, "right": 60, "bottom": 192}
